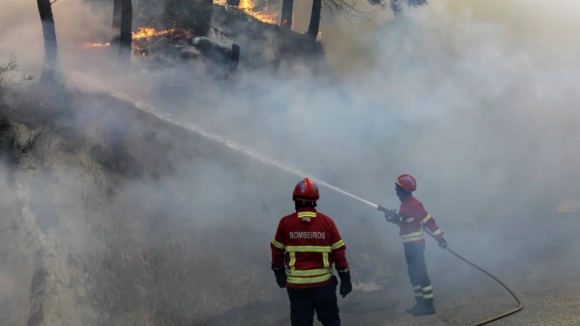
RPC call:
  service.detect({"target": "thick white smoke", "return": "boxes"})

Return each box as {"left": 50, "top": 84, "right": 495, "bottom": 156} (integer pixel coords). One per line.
{"left": 2, "top": 0, "right": 580, "bottom": 323}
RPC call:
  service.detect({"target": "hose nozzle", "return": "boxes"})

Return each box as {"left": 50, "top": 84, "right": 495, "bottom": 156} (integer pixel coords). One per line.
{"left": 377, "top": 204, "right": 389, "bottom": 213}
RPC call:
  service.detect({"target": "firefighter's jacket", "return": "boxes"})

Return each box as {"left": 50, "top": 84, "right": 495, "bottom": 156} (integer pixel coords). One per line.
{"left": 395, "top": 195, "right": 444, "bottom": 244}
{"left": 271, "top": 208, "right": 349, "bottom": 289}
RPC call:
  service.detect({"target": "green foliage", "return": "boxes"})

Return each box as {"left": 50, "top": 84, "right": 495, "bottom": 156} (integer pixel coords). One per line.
{"left": 0, "top": 56, "right": 34, "bottom": 102}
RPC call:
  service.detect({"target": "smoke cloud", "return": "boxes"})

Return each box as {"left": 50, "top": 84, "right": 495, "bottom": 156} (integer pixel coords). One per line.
{"left": 1, "top": 0, "right": 580, "bottom": 324}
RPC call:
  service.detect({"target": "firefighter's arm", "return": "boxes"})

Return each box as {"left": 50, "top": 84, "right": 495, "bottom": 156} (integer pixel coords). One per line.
{"left": 270, "top": 219, "right": 286, "bottom": 269}
{"left": 329, "top": 220, "right": 349, "bottom": 271}
{"left": 416, "top": 204, "right": 447, "bottom": 248}
{"left": 271, "top": 219, "right": 287, "bottom": 288}
{"left": 330, "top": 220, "right": 352, "bottom": 298}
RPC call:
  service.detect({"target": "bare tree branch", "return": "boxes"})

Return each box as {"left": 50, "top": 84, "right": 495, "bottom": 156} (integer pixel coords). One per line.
{"left": 390, "top": 0, "right": 427, "bottom": 15}
{"left": 0, "top": 56, "right": 34, "bottom": 101}
{"left": 319, "top": 0, "right": 383, "bottom": 22}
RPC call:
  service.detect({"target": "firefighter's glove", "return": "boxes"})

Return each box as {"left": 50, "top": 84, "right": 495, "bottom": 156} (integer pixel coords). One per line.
{"left": 338, "top": 269, "right": 352, "bottom": 298}
{"left": 272, "top": 266, "right": 287, "bottom": 288}
{"left": 386, "top": 210, "right": 399, "bottom": 223}
{"left": 378, "top": 205, "right": 398, "bottom": 224}
{"left": 438, "top": 238, "right": 448, "bottom": 249}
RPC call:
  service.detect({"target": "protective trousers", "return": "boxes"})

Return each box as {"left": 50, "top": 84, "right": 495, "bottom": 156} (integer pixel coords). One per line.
{"left": 404, "top": 242, "right": 434, "bottom": 304}
{"left": 286, "top": 279, "right": 340, "bottom": 326}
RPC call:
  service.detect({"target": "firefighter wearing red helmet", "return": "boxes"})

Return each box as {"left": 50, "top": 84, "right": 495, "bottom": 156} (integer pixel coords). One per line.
{"left": 271, "top": 178, "right": 352, "bottom": 326}
{"left": 379, "top": 174, "right": 447, "bottom": 316}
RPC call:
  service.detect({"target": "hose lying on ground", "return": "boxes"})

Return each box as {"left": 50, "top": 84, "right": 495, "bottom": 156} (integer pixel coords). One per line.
{"left": 377, "top": 206, "right": 523, "bottom": 325}
{"left": 443, "top": 245, "right": 523, "bottom": 326}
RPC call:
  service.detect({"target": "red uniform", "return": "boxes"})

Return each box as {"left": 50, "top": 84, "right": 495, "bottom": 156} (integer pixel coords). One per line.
{"left": 271, "top": 207, "right": 349, "bottom": 289}
{"left": 395, "top": 195, "right": 444, "bottom": 244}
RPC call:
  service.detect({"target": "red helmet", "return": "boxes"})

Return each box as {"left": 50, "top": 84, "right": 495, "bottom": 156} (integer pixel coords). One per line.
{"left": 293, "top": 178, "right": 320, "bottom": 202}
{"left": 396, "top": 174, "right": 417, "bottom": 192}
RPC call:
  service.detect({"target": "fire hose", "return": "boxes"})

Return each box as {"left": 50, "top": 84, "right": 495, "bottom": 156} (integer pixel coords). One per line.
{"left": 441, "top": 247, "right": 523, "bottom": 325}
{"left": 275, "top": 172, "right": 523, "bottom": 324}
{"left": 375, "top": 205, "right": 523, "bottom": 325}
{"left": 89, "top": 86, "right": 522, "bottom": 325}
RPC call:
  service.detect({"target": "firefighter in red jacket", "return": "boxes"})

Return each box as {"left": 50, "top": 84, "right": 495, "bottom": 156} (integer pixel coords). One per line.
{"left": 271, "top": 178, "right": 352, "bottom": 326}
{"left": 378, "top": 174, "right": 447, "bottom": 316}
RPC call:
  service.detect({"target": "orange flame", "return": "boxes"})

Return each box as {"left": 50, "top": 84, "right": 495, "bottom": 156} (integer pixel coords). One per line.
{"left": 84, "top": 42, "right": 110, "bottom": 49}
{"left": 216, "top": 0, "right": 277, "bottom": 24}
{"left": 84, "top": 27, "right": 175, "bottom": 53}
{"left": 132, "top": 27, "right": 172, "bottom": 39}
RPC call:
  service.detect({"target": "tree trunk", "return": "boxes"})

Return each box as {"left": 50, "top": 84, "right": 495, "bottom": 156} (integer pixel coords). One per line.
{"left": 119, "top": 0, "right": 132, "bottom": 63}
{"left": 226, "top": 0, "right": 240, "bottom": 6}
{"left": 191, "top": 0, "right": 213, "bottom": 37}
{"left": 36, "top": 0, "right": 57, "bottom": 83}
{"left": 113, "top": 0, "right": 122, "bottom": 29}
{"left": 307, "top": 0, "right": 321, "bottom": 41}
{"left": 281, "top": 0, "right": 293, "bottom": 29}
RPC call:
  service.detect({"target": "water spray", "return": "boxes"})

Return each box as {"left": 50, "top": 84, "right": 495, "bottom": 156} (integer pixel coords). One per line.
{"left": 118, "top": 92, "right": 522, "bottom": 326}
{"left": 70, "top": 75, "right": 379, "bottom": 209}
{"left": 157, "top": 110, "right": 380, "bottom": 209}
{"left": 72, "top": 77, "right": 522, "bottom": 325}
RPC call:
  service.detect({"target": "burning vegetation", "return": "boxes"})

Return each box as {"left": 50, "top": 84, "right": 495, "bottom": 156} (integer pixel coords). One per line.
{"left": 132, "top": 27, "right": 173, "bottom": 39}
{"left": 83, "top": 42, "right": 111, "bottom": 49}
{"left": 219, "top": 0, "right": 278, "bottom": 24}
{"left": 83, "top": 0, "right": 278, "bottom": 70}
{"left": 81, "top": 0, "right": 392, "bottom": 74}
{"left": 85, "top": 26, "right": 239, "bottom": 74}
{"left": 84, "top": 27, "right": 177, "bottom": 50}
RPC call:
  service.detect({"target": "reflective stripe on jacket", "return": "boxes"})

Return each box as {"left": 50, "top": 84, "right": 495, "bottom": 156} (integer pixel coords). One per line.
{"left": 397, "top": 195, "right": 444, "bottom": 244}
{"left": 271, "top": 208, "right": 349, "bottom": 288}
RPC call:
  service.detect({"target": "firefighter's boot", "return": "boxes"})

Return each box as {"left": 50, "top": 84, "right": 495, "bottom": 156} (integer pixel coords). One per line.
{"left": 405, "top": 297, "right": 421, "bottom": 314}
{"left": 413, "top": 298, "right": 436, "bottom": 316}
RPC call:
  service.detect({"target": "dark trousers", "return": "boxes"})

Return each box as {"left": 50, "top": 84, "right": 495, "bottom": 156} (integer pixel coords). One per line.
{"left": 404, "top": 242, "right": 434, "bottom": 301}
{"left": 286, "top": 279, "right": 340, "bottom": 326}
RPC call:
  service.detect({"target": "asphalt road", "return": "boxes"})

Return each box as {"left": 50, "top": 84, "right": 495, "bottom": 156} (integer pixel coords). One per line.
{"left": 212, "top": 216, "right": 580, "bottom": 326}
{"left": 340, "top": 268, "right": 580, "bottom": 326}
{"left": 338, "top": 216, "right": 580, "bottom": 326}
{"left": 205, "top": 238, "right": 580, "bottom": 326}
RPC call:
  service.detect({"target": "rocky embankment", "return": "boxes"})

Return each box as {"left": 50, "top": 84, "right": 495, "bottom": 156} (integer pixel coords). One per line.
{"left": 0, "top": 86, "right": 395, "bottom": 325}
